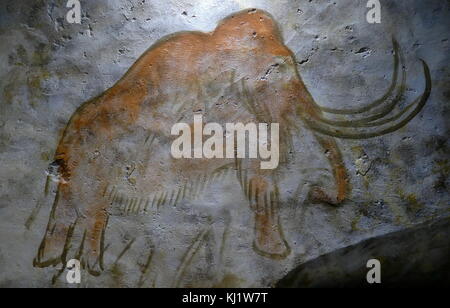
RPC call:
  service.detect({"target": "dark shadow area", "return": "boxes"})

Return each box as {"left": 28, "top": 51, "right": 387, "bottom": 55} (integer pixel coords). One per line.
{"left": 277, "top": 217, "right": 450, "bottom": 288}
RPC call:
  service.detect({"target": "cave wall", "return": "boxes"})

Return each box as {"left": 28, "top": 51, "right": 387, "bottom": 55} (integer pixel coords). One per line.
{"left": 0, "top": 0, "right": 448, "bottom": 287}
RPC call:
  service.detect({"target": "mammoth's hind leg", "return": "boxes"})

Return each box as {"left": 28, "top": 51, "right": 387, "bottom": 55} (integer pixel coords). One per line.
{"left": 66, "top": 168, "right": 111, "bottom": 276}
{"left": 34, "top": 183, "right": 79, "bottom": 269}
{"left": 308, "top": 134, "right": 349, "bottom": 205}
{"left": 82, "top": 196, "right": 110, "bottom": 276}
{"left": 243, "top": 174, "right": 291, "bottom": 259}
{"left": 34, "top": 172, "right": 111, "bottom": 278}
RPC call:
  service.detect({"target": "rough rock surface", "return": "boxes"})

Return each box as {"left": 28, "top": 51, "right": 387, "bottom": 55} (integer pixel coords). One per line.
{"left": 0, "top": 0, "right": 448, "bottom": 287}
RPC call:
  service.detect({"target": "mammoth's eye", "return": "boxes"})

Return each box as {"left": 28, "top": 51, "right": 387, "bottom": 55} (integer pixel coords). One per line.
{"left": 271, "top": 56, "right": 296, "bottom": 74}
{"left": 273, "top": 56, "right": 288, "bottom": 66}
{"left": 275, "top": 56, "right": 297, "bottom": 68}
{"left": 259, "top": 56, "right": 297, "bottom": 81}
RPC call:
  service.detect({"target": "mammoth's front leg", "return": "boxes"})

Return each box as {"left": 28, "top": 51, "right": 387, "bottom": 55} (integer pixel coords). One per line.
{"left": 241, "top": 171, "right": 291, "bottom": 259}
{"left": 309, "top": 134, "right": 349, "bottom": 205}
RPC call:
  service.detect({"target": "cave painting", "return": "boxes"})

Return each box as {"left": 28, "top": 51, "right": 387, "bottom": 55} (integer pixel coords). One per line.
{"left": 34, "top": 9, "right": 431, "bottom": 277}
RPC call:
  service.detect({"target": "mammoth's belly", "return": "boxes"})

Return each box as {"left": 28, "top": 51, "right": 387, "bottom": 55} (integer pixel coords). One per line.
{"left": 69, "top": 116, "right": 334, "bottom": 219}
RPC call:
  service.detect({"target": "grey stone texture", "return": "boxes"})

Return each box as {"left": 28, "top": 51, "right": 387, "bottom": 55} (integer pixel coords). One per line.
{"left": 0, "top": 0, "right": 448, "bottom": 287}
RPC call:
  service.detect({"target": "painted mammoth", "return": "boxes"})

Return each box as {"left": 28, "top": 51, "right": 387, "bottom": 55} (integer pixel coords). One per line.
{"left": 34, "top": 9, "right": 431, "bottom": 278}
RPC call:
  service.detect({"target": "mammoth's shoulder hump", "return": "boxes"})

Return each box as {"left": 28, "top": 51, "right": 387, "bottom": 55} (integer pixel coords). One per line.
{"left": 214, "top": 8, "right": 283, "bottom": 40}
{"left": 128, "top": 8, "right": 284, "bottom": 69}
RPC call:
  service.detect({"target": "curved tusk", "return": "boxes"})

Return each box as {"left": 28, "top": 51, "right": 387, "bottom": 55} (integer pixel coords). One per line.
{"left": 315, "top": 42, "right": 407, "bottom": 127}
{"left": 305, "top": 60, "right": 431, "bottom": 139}
{"left": 358, "top": 95, "right": 421, "bottom": 128}
{"left": 319, "top": 37, "right": 401, "bottom": 115}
